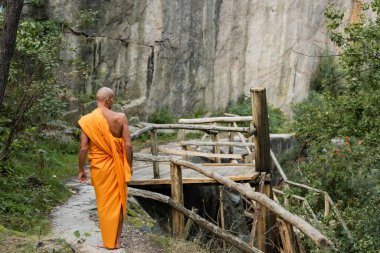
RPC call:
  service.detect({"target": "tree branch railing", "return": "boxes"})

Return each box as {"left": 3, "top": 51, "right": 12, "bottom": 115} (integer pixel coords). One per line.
{"left": 130, "top": 88, "right": 336, "bottom": 251}
{"left": 269, "top": 147, "right": 354, "bottom": 244}
{"left": 130, "top": 154, "right": 334, "bottom": 251}
{"left": 132, "top": 122, "right": 256, "bottom": 178}
{"left": 131, "top": 123, "right": 255, "bottom": 141}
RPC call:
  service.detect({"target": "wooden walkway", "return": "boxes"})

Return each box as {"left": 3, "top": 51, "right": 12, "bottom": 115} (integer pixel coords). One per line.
{"left": 130, "top": 161, "right": 259, "bottom": 185}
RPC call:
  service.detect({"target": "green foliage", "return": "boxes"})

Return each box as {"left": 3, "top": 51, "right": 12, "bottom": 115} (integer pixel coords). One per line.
{"left": 0, "top": 16, "right": 70, "bottom": 165}
{"left": 288, "top": 2, "right": 380, "bottom": 251}
{"left": 226, "top": 95, "right": 289, "bottom": 133}
{"left": 149, "top": 107, "right": 175, "bottom": 124}
{"left": 73, "top": 230, "right": 80, "bottom": 238}
{"left": 25, "top": 0, "right": 46, "bottom": 8}
{"left": 226, "top": 95, "right": 252, "bottom": 116}
{"left": 0, "top": 139, "right": 77, "bottom": 235}
{"left": 75, "top": 9, "right": 99, "bottom": 29}
{"left": 181, "top": 107, "right": 208, "bottom": 119}
{"left": 0, "top": 13, "right": 78, "bottom": 239}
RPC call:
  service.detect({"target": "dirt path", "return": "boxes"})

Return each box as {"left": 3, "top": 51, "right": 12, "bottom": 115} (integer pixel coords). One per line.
{"left": 50, "top": 178, "right": 164, "bottom": 253}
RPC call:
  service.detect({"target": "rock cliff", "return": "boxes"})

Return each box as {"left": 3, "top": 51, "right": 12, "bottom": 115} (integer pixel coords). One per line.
{"left": 45, "top": 0, "right": 358, "bottom": 119}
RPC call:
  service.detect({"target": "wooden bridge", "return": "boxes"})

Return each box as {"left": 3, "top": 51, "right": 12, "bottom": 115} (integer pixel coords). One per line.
{"left": 128, "top": 88, "right": 348, "bottom": 253}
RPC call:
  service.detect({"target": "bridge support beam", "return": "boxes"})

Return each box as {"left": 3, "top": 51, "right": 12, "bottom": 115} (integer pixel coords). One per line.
{"left": 251, "top": 87, "right": 275, "bottom": 252}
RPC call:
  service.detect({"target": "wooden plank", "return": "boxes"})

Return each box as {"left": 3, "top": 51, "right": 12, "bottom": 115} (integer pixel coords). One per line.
{"left": 133, "top": 153, "right": 173, "bottom": 162}
{"left": 151, "top": 130, "right": 160, "bottom": 178}
{"left": 178, "top": 116, "right": 253, "bottom": 124}
{"left": 129, "top": 173, "right": 260, "bottom": 185}
{"left": 157, "top": 146, "right": 243, "bottom": 160}
{"left": 171, "top": 163, "right": 184, "bottom": 237}
{"left": 180, "top": 140, "right": 255, "bottom": 147}
{"left": 201, "top": 163, "right": 255, "bottom": 167}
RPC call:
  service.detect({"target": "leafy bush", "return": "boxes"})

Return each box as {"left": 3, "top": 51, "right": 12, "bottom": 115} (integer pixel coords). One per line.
{"left": 0, "top": 139, "right": 77, "bottom": 235}
{"left": 76, "top": 9, "right": 99, "bottom": 29}
{"left": 227, "top": 95, "right": 289, "bottom": 133}
{"left": 287, "top": 2, "right": 380, "bottom": 252}
{"left": 0, "top": 16, "right": 70, "bottom": 169}
{"left": 149, "top": 107, "right": 175, "bottom": 124}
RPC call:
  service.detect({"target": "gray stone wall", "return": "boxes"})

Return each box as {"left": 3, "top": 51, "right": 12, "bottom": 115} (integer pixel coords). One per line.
{"left": 45, "top": 0, "right": 356, "bottom": 120}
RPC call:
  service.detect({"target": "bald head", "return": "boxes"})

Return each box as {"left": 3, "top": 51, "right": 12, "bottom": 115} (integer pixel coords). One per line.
{"left": 96, "top": 87, "right": 115, "bottom": 102}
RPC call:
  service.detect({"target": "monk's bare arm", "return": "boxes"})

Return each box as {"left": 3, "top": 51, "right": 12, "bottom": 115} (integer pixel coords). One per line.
{"left": 121, "top": 114, "right": 133, "bottom": 173}
{"left": 78, "top": 130, "right": 89, "bottom": 183}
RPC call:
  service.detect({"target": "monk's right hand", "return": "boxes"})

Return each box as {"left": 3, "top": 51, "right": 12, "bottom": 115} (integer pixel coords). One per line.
{"left": 78, "top": 170, "right": 87, "bottom": 183}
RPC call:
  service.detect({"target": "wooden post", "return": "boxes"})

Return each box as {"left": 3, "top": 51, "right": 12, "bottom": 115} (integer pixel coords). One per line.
{"left": 171, "top": 163, "right": 184, "bottom": 237}
{"left": 251, "top": 88, "right": 270, "bottom": 173}
{"left": 251, "top": 88, "right": 274, "bottom": 252}
{"left": 277, "top": 218, "right": 298, "bottom": 253}
{"left": 324, "top": 194, "right": 330, "bottom": 217}
{"left": 129, "top": 187, "right": 263, "bottom": 253}
{"left": 211, "top": 133, "right": 221, "bottom": 163}
{"left": 184, "top": 207, "right": 198, "bottom": 239}
{"left": 250, "top": 173, "right": 266, "bottom": 246}
{"left": 229, "top": 123, "right": 234, "bottom": 155}
{"left": 219, "top": 186, "right": 226, "bottom": 250}
{"left": 181, "top": 144, "right": 189, "bottom": 161}
{"left": 151, "top": 130, "right": 159, "bottom": 178}
{"left": 178, "top": 129, "right": 185, "bottom": 142}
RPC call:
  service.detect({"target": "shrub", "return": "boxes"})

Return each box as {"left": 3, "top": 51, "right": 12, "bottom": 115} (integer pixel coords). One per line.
{"left": 149, "top": 107, "right": 175, "bottom": 124}
{"left": 226, "top": 95, "right": 288, "bottom": 133}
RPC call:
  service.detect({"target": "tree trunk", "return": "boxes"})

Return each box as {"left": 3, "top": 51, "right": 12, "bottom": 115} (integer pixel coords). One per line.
{"left": 0, "top": 0, "right": 24, "bottom": 108}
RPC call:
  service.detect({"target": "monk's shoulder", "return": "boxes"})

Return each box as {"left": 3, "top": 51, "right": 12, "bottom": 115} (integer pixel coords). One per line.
{"left": 113, "top": 112, "right": 127, "bottom": 125}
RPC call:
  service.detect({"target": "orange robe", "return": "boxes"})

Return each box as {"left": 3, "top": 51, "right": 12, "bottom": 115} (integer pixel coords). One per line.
{"left": 78, "top": 108, "right": 131, "bottom": 248}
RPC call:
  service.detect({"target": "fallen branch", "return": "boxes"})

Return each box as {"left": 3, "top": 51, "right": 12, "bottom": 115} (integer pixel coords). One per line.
{"left": 128, "top": 187, "right": 263, "bottom": 253}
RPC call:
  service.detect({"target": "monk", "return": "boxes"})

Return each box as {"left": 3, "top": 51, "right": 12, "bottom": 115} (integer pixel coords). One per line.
{"left": 77, "top": 87, "right": 133, "bottom": 249}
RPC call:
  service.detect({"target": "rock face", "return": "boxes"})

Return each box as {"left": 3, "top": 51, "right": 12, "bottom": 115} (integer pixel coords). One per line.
{"left": 45, "top": 0, "right": 357, "bottom": 119}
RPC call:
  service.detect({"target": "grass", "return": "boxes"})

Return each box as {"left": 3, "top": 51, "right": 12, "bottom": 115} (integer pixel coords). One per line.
{"left": 149, "top": 235, "right": 207, "bottom": 253}
{"left": 0, "top": 225, "right": 36, "bottom": 253}
{"left": 0, "top": 138, "right": 77, "bottom": 237}
{"left": 0, "top": 224, "right": 73, "bottom": 253}
{"left": 125, "top": 201, "right": 207, "bottom": 253}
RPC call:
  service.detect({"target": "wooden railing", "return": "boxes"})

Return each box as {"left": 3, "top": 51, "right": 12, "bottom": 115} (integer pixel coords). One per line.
{"left": 129, "top": 88, "right": 337, "bottom": 252}
{"left": 129, "top": 155, "right": 334, "bottom": 252}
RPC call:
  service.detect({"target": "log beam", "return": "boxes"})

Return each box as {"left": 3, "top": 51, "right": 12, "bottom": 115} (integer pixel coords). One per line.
{"left": 151, "top": 130, "right": 159, "bottom": 178}
{"left": 178, "top": 116, "right": 253, "bottom": 124}
{"left": 171, "top": 163, "right": 184, "bottom": 237}
{"left": 128, "top": 187, "right": 263, "bottom": 253}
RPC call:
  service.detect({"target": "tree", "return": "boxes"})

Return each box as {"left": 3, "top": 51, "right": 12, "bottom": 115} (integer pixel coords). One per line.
{"left": 289, "top": 2, "right": 380, "bottom": 252}
{"left": 0, "top": 14, "right": 66, "bottom": 174}
{"left": 0, "top": 0, "right": 24, "bottom": 108}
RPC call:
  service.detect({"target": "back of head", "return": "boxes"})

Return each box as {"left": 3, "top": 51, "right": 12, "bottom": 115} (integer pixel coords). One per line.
{"left": 96, "top": 87, "right": 115, "bottom": 102}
